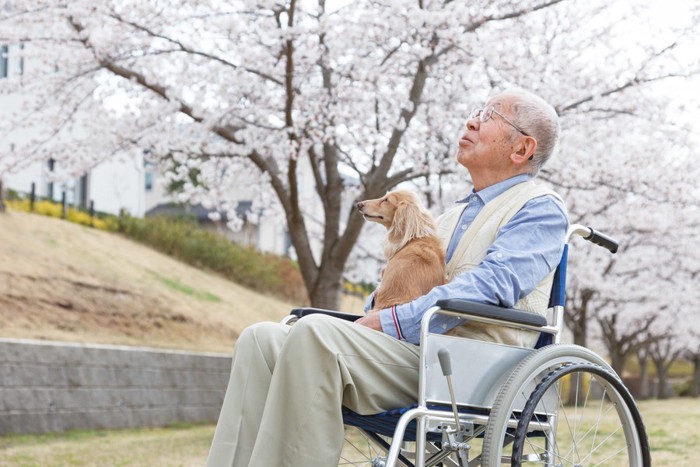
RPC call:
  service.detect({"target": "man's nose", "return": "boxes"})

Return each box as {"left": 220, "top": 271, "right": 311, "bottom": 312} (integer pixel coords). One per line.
{"left": 466, "top": 117, "right": 479, "bottom": 132}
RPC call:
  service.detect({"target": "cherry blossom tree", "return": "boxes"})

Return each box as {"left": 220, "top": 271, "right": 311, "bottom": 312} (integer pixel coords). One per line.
{"left": 598, "top": 312, "right": 658, "bottom": 376}
{"left": 1, "top": 0, "right": 698, "bottom": 313}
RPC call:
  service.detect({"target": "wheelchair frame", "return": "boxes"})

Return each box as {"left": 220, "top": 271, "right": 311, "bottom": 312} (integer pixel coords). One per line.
{"left": 285, "top": 224, "right": 650, "bottom": 467}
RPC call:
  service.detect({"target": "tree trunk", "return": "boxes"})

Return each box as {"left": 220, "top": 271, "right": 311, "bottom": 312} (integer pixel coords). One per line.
{"left": 0, "top": 179, "right": 5, "bottom": 213}
{"left": 637, "top": 352, "right": 650, "bottom": 399}
{"left": 610, "top": 352, "right": 626, "bottom": 377}
{"left": 571, "top": 316, "right": 587, "bottom": 348}
{"left": 308, "top": 266, "right": 344, "bottom": 310}
{"left": 651, "top": 352, "right": 671, "bottom": 399}
{"left": 692, "top": 354, "right": 700, "bottom": 398}
{"left": 655, "top": 365, "right": 669, "bottom": 399}
{"left": 649, "top": 337, "right": 680, "bottom": 399}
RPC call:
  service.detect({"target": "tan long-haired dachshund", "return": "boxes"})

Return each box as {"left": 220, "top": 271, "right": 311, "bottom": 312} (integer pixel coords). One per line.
{"left": 356, "top": 190, "right": 445, "bottom": 311}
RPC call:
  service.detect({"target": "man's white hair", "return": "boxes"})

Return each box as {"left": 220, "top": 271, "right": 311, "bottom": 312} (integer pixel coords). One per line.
{"left": 499, "top": 89, "right": 560, "bottom": 176}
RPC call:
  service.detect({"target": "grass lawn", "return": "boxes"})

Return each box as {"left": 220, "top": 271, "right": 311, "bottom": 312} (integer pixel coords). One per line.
{"left": 1, "top": 398, "right": 698, "bottom": 466}
{"left": 0, "top": 424, "right": 214, "bottom": 467}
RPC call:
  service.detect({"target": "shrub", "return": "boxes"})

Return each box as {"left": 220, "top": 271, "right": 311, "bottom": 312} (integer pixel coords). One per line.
{"left": 7, "top": 199, "right": 111, "bottom": 230}
{"left": 5, "top": 189, "right": 21, "bottom": 201}
{"left": 675, "top": 378, "right": 693, "bottom": 397}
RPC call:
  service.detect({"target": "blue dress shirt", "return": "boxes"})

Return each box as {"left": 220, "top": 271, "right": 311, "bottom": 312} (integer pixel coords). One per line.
{"left": 374, "top": 174, "right": 568, "bottom": 344}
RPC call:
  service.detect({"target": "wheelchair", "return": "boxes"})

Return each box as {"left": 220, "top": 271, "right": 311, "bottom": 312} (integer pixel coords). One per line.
{"left": 282, "top": 224, "right": 651, "bottom": 466}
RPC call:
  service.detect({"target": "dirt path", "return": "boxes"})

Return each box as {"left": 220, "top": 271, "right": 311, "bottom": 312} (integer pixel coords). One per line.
{"left": 0, "top": 211, "right": 316, "bottom": 352}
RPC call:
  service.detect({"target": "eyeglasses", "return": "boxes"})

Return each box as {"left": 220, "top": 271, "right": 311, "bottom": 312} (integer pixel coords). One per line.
{"left": 469, "top": 106, "right": 530, "bottom": 137}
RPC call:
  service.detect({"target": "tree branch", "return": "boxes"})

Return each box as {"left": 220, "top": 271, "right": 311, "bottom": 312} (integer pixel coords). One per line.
{"left": 465, "top": 0, "right": 568, "bottom": 33}
{"left": 108, "top": 11, "right": 284, "bottom": 86}
{"left": 557, "top": 40, "right": 693, "bottom": 114}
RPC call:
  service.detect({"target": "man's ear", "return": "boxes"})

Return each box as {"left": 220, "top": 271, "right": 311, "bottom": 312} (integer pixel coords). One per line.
{"left": 511, "top": 136, "right": 537, "bottom": 166}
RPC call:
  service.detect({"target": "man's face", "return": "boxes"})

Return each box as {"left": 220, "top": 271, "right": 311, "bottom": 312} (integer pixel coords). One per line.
{"left": 456, "top": 96, "right": 518, "bottom": 173}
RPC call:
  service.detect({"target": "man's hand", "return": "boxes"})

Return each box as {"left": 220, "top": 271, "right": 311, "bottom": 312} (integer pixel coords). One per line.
{"left": 355, "top": 310, "right": 383, "bottom": 331}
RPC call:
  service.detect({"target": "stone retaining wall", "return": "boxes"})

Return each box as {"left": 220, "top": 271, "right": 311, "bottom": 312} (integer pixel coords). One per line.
{"left": 0, "top": 338, "right": 231, "bottom": 435}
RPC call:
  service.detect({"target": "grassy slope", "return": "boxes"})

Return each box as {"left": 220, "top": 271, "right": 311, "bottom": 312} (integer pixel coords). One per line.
{"left": 0, "top": 210, "right": 364, "bottom": 352}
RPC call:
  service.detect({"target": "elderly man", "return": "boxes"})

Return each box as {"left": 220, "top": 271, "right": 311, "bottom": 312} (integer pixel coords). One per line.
{"left": 206, "top": 89, "right": 568, "bottom": 467}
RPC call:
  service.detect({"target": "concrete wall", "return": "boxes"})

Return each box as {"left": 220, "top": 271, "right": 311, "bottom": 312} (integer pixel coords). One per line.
{"left": 0, "top": 338, "right": 231, "bottom": 435}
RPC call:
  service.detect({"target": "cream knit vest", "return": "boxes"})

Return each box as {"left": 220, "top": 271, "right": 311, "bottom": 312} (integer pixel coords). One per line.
{"left": 436, "top": 180, "right": 565, "bottom": 348}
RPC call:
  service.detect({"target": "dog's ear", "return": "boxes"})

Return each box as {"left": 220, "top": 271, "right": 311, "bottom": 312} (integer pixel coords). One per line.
{"left": 389, "top": 197, "right": 435, "bottom": 247}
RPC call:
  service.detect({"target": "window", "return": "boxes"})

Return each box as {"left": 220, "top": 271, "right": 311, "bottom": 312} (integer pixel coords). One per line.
{"left": 17, "top": 44, "right": 23, "bottom": 76}
{"left": 1, "top": 44, "right": 24, "bottom": 79}
{"left": 47, "top": 158, "right": 55, "bottom": 199}
{"left": 0, "top": 45, "right": 8, "bottom": 79}
{"left": 144, "top": 161, "right": 154, "bottom": 192}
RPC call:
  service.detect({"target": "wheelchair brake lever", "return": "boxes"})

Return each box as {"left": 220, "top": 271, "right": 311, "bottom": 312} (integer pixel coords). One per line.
{"left": 439, "top": 349, "right": 472, "bottom": 466}
{"left": 438, "top": 348, "right": 461, "bottom": 432}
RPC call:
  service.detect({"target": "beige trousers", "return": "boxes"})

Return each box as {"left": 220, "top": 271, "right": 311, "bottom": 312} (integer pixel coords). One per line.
{"left": 206, "top": 314, "right": 421, "bottom": 467}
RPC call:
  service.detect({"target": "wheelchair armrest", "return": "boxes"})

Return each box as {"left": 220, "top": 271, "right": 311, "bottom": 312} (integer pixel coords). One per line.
{"left": 435, "top": 299, "right": 547, "bottom": 328}
{"left": 290, "top": 307, "right": 363, "bottom": 322}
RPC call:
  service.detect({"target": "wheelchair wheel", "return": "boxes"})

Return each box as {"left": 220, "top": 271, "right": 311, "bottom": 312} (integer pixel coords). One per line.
{"left": 510, "top": 362, "right": 649, "bottom": 466}
{"left": 338, "top": 427, "right": 380, "bottom": 466}
{"left": 339, "top": 427, "right": 404, "bottom": 466}
{"left": 481, "top": 344, "right": 649, "bottom": 466}
{"left": 339, "top": 426, "right": 422, "bottom": 466}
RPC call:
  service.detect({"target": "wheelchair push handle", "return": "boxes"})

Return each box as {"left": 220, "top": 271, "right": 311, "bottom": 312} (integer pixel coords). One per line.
{"left": 584, "top": 226, "right": 619, "bottom": 254}
{"left": 569, "top": 224, "right": 619, "bottom": 254}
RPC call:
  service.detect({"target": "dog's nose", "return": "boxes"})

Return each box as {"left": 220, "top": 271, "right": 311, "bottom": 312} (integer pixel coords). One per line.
{"left": 356, "top": 201, "right": 365, "bottom": 210}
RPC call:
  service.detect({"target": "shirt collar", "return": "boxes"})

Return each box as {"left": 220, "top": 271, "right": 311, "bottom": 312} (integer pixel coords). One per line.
{"left": 456, "top": 173, "right": 531, "bottom": 204}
